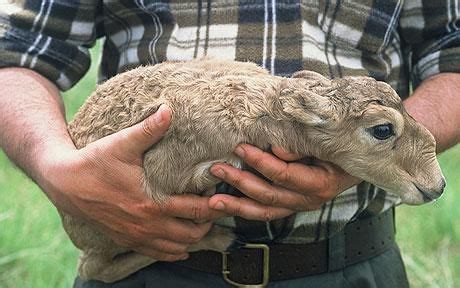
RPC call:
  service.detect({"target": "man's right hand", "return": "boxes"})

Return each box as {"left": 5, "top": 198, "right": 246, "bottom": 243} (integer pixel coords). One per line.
{"left": 37, "top": 105, "right": 229, "bottom": 261}
{"left": 0, "top": 68, "right": 292, "bottom": 262}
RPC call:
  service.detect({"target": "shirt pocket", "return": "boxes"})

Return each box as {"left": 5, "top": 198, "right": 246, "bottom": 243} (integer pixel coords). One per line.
{"left": 317, "top": 0, "right": 402, "bottom": 54}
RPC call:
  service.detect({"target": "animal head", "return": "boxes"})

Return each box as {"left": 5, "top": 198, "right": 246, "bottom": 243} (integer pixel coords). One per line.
{"left": 281, "top": 71, "right": 445, "bottom": 205}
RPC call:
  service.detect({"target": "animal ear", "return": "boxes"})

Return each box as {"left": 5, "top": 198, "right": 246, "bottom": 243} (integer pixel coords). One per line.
{"left": 291, "top": 70, "right": 331, "bottom": 86}
{"left": 280, "top": 80, "right": 336, "bottom": 126}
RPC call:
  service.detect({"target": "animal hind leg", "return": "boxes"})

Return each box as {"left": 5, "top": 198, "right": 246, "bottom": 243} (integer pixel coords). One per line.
{"left": 189, "top": 225, "right": 236, "bottom": 252}
{"left": 78, "top": 251, "right": 156, "bottom": 283}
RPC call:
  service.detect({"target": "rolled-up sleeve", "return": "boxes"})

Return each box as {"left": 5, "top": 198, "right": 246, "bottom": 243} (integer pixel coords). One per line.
{"left": 400, "top": 1, "right": 460, "bottom": 88}
{"left": 0, "top": 1, "right": 99, "bottom": 91}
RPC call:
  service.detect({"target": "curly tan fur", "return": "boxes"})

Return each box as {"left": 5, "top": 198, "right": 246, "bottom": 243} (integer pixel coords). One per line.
{"left": 65, "top": 59, "right": 445, "bottom": 282}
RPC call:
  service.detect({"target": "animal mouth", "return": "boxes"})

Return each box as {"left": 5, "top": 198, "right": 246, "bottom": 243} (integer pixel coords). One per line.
{"left": 414, "top": 184, "right": 437, "bottom": 202}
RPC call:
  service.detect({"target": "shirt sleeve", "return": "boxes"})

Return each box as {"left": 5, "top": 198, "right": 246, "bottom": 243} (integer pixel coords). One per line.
{"left": 399, "top": 1, "right": 460, "bottom": 88}
{"left": 0, "top": 1, "right": 99, "bottom": 91}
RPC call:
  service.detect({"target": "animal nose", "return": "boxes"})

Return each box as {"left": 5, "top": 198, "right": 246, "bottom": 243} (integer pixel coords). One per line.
{"left": 415, "top": 183, "right": 444, "bottom": 202}
{"left": 439, "top": 178, "right": 447, "bottom": 193}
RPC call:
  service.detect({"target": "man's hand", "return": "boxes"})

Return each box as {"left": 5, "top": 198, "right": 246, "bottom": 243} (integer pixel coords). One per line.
{"left": 38, "top": 106, "right": 234, "bottom": 261}
{"left": 404, "top": 73, "right": 460, "bottom": 153}
{"left": 208, "top": 73, "right": 460, "bottom": 220}
{"left": 209, "top": 144, "right": 361, "bottom": 219}
{"left": 0, "top": 68, "right": 298, "bottom": 261}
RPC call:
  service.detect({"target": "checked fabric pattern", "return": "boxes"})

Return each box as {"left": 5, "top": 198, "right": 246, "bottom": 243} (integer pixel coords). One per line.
{"left": 1, "top": 0, "right": 460, "bottom": 243}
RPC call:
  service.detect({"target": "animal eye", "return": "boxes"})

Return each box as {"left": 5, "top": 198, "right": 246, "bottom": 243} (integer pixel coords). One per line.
{"left": 371, "top": 124, "right": 394, "bottom": 140}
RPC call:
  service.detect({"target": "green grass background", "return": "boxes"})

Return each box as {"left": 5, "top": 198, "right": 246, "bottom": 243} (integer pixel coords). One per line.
{"left": 0, "top": 47, "right": 459, "bottom": 287}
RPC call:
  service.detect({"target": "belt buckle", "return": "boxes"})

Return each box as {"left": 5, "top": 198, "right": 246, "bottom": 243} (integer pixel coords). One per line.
{"left": 222, "top": 243, "right": 270, "bottom": 287}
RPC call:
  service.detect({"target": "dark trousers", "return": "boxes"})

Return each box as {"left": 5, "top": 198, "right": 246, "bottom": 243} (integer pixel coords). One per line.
{"left": 74, "top": 243, "right": 409, "bottom": 288}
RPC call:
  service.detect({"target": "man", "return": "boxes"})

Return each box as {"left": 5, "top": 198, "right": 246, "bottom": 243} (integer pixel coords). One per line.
{"left": 0, "top": 1, "right": 459, "bottom": 287}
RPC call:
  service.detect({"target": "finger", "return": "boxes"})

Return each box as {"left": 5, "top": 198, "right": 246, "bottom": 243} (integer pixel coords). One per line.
{"left": 234, "top": 144, "right": 302, "bottom": 188}
{"left": 113, "top": 104, "right": 172, "bottom": 157}
{"left": 166, "top": 221, "right": 213, "bottom": 245}
{"left": 313, "top": 160, "right": 362, "bottom": 190}
{"left": 151, "top": 215, "right": 213, "bottom": 245}
{"left": 235, "top": 145, "right": 339, "bottom": 193}
{"left": 271, "top": 146, "right": 303, "bottom": 161}
{"left": 107, "top": 214, "right": 212, "bottom": 247}
{"left": 162, "top": 194, "right": 229, "bottom": 221}
{"left": 234, "top": 145, "right": 352, "bottom": 193}
{"left": 209, "top": 164, "right": 324, "bottom": 210}
{"left": 208, "top": 194, "right": 294, "bottom": 221}
{"left": 211, "top": 157, "right": 327, "bottom": 194}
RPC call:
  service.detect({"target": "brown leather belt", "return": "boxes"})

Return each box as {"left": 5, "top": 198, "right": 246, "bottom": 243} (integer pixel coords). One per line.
{"left": 174, "top": 208, "right": 395, "bottom": 287}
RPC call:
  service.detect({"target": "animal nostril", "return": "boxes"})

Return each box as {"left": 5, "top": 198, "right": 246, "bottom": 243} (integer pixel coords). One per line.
{"left": 440, "top": 178, "right": 447, "bottom": 192}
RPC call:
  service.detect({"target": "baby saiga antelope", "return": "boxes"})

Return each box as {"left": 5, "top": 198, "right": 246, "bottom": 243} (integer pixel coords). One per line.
{"left": 66, "top": 59, "right": 445, "bottom": 283}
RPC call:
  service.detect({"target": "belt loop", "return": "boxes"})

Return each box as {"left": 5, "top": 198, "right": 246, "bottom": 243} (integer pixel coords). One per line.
{"left": 327, "top": 229, "right": 346, "bottom": 272}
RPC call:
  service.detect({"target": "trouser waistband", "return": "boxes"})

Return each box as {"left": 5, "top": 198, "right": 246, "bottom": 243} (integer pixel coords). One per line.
{"left": 173, "top": 208, "right": 395, "bottom": 287}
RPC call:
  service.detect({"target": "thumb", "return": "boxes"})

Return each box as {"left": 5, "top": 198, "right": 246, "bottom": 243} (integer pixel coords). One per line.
{"left": 114, "top": 104, "right": 172, "bottom": 157}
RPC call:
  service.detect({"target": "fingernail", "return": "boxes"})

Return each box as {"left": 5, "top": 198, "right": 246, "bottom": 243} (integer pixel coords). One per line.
{"left": 153, "top": 105, "right": 165, "bottom": 125}
{"left": 181, "top": 254, "right": 189, "bottom": 260}
{"left": 210, "top": 166, "right": 225, "bottom": 178}
{"left": 234, "top": 146, "right": 246, "bottom": 158}
{"left": 213, "top": 201, "right": 225, "bottom": 210}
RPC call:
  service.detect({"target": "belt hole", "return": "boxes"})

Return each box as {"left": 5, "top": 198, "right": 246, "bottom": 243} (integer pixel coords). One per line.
{"left": 381, "top": 241, "right": 385, "bottom": 245}
{"left": 356, "top": 226, "right": 361, "bottom": 231}
{"left": 312, "top": 264, "right": 317, "bottom": 270}
{"left": 295, "top": 265, "right": 300, "bottom": 272}
{"left": 369, "top": 221, "right": 373, "bottom": 226}
{"left": 344, "top": 255, "right": 348, "bottom": 260}
{"left": 244, "top": 254, "right": 249, "bottom": 259}
{"left": 357, "top": 251, "right": 362, "bottom": 256}
{"left": 371, "top": 246, "right": 375, "bottom": 250}
{"left": 278, "top": 270, "right": 283, "bottom": 275}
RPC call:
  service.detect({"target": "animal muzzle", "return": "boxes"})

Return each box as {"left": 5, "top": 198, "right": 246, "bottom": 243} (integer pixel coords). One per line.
{"left": 413, "top": 177, "right": 446, "bottom": 202}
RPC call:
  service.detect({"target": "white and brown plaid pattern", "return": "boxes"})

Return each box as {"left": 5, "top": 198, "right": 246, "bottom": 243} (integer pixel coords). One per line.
{"left": 1, "top": 0, "right": 459, "bottom": 243}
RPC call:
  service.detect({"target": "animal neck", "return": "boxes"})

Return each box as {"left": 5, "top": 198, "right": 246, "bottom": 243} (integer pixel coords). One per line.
{"left": 264, "top": 122, "right": 336, "bottom": 160}
{"left": 236, "top": 84, "right": 303, "bottom": 154}
{"left": 235, "top": 77, "right": 339, "bottom": 161}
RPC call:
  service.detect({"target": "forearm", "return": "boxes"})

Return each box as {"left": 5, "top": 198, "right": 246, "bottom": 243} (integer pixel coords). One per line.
{"left": 0, "top": 67, "right": 75, "bottom": 183}
{"left": 404, "top": 73, "right": 460, "bottom": 153}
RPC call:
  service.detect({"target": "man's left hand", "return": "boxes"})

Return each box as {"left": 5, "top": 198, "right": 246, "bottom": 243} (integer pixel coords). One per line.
{"left": 209, "top": 144, "right": 361, "bottom": 221}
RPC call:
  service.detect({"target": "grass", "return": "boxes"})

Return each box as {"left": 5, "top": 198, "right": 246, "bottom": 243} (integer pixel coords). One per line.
{"left": 0, "top": 47, "right": 98, "bottom": 288}
{"left": 396, "top": 146, "right": 460, "bottom": 288}
{"left": 0, "top": 46, "right": 459, "bottom": 287}
{"left": 0, "top": 159, "right": 79, "bottom": 287}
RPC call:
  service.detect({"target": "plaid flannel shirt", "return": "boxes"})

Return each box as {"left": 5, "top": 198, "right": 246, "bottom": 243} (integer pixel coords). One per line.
{"left": 1, "top": 0, "right": 459, "bottom": 244}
